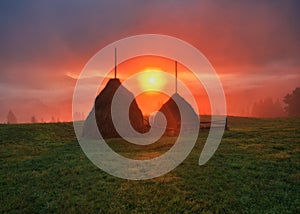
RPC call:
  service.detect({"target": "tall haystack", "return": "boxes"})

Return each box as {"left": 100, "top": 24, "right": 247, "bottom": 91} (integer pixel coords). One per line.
{"left": 155, "top": 93, "right": 199, "bottom": 136}
{"left": 82, "top": 78, "right": 145, "bottom": 139}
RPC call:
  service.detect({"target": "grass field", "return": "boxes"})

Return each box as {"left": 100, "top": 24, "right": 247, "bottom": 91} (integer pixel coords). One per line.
{"left": 0, "top": 117, "right": 299, "bottom": 213}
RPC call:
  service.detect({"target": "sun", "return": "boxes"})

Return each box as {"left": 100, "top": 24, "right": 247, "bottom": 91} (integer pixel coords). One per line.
{"left": 138, "top": 69, "right": 166, "bottom": 91}
{"left": 148, "top": 76, "right": 156, "bottom": 84}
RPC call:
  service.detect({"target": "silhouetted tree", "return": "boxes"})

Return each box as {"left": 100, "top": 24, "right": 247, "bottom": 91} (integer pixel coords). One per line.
{"left": 31, "top": 116, "right": 37, "bottom": 123}
{"left": 7, "top": 110, "right": 18, "bottom": 124}
{"left": 283, "top": 87, "right": 300, "bottom": 117}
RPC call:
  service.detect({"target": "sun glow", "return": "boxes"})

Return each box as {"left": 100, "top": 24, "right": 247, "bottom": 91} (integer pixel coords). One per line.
{"left": 138, "top": 69, "right": 166, "bottom": 91}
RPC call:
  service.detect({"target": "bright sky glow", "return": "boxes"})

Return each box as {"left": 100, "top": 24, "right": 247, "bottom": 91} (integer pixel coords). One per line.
{"left": 138, "top": 70, "right": 166, "bottom": 91}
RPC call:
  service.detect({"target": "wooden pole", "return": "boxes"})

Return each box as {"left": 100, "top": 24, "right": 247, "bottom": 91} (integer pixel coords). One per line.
{"left": 175, "top": 61, "right": 178, "bottom": 94}
{"left": 114, "top": 48, "right": 117, "bottom": 79}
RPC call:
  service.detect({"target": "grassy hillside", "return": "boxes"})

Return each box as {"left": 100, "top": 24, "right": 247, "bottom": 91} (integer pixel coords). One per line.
{"left": 0, "top": 117, "right": 299, "bottom": 213}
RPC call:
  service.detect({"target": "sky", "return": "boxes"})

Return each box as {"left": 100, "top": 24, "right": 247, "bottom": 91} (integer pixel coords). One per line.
{"left": 0, "top": 0, "right": 299, "bottom": 123}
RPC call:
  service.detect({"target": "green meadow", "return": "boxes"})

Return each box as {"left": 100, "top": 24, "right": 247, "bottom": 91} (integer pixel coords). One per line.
{"left": 0, "top": 117, "right": 299, "bottom": 213}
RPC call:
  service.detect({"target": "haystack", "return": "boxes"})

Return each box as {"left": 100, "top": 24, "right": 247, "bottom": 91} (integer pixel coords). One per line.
{"left": 82, "top": 78, "right": 145, "bottom": 139}
{"left": 155, "top": 93, "right": 199, "bottom": 136}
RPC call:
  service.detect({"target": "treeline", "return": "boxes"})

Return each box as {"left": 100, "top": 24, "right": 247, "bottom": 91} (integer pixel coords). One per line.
{"left": 251, "top": 98, "right": 285, "bottom": 118}
{"left": 6, "top": 110, "right": 63, "bottom": 124}
{"left": 249, "top": 87, "right": 300, "bottom": 118}
{"left": 283, "top": 87, "right": 300, "bottom": 117}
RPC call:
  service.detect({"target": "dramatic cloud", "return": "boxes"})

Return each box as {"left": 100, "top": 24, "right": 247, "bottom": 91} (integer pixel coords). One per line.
{"left": 0, "top": 0, "right": 299, "bottom": 122}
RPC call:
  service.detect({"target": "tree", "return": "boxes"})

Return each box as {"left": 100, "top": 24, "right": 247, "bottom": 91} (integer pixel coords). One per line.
{"left": 51, "top": 116, "right": 56, "bottom": 123}
{"left": 7, "top": 110, "right": 18, "bottom": 124}
{"left": 283, "top": 87, "right": 300, "bottom": 117}
{"left": 31, "top": 116, "right": 37, "bottom": 123}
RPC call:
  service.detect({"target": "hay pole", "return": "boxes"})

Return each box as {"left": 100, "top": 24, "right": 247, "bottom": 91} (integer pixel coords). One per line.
{"left": 114, "top": 47, "right": 117, "bottom": 79}
{"left": 175, "top": 61, "right": 178, "bottom": 94}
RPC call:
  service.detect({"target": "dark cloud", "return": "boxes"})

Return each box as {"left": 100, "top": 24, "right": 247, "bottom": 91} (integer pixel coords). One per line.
{"left": 0, "top": 0, "right": 299, "bottom": 70}
{"left": 0, "top": 1, "right": 147, "bottom": 67}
